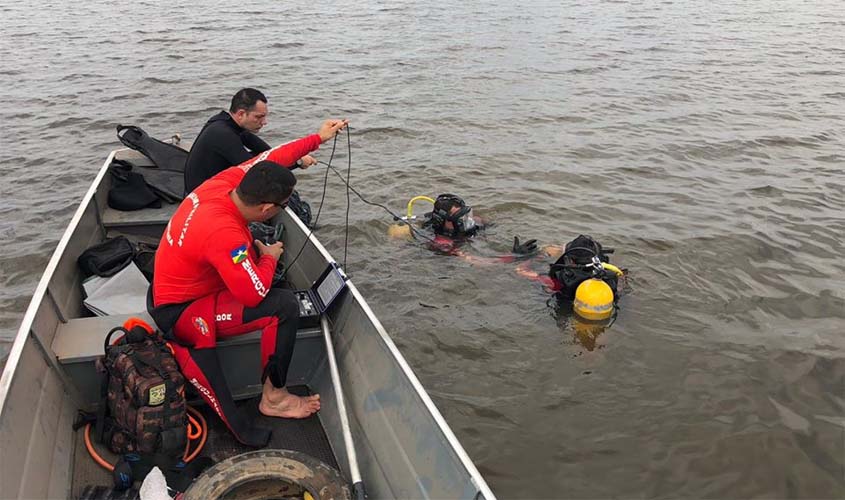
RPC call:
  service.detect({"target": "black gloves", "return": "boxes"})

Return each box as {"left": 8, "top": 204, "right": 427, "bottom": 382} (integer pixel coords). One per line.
{"left": 512, "top": 236, "right": 538, "bottom": 255}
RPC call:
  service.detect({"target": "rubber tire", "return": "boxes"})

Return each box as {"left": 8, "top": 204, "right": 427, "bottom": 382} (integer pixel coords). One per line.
{"left": 183, "top": 450, "right": 351, "bottom": 500}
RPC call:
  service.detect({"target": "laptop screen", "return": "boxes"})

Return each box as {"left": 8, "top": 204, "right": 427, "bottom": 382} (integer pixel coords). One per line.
{"left": 315, "top": 264, "right": 346, "bottom": 311}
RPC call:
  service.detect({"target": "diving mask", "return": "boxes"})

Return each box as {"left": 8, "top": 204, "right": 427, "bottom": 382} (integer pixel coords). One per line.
{"left": 458, "top": 208, "right": 477, "bottom": 233}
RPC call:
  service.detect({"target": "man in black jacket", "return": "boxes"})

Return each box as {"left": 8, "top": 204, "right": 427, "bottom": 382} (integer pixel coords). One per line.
{"left": 184, "top": 88, "right": 316, "bottom": 193}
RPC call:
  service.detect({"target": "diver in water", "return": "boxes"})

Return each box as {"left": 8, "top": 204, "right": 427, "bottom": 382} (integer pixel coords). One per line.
{"left": 423, "top": 194, "right": 485, "bottom": 253}
{"left": 507, "top": 233, "right": 628, "bottom": 351}
{"left": 517, "top": 234, "right": 627, "bottom": 341}
{"left": 390, "top": 194, "right": 626, "bottom": 325}
{"left": 394, "top": 193, "right": 538, "bottom": 259}
{"left": 390, "top": 194, "right": 628, "bottom": 350}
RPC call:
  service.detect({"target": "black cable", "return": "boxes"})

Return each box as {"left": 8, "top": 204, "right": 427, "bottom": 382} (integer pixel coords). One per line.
{"left": 317, "top": 161, "right": 439, "bottom": 244}
{"left": 279, "top": 221, "right": 316, "bottom": 282}
{"left": 278, "top": 208, "right": 319, "bottom": 283}
{"left": 343, "top": 126, "right": 351, "bottom": 270}
{"left": 278, "top": 133, "right": 339, "bottom": 281}
{"left": 311, "top": 133, "right": 338, "bottom": 228}
{"left": 284, "top": 124, "right": 442, "bottom": 281}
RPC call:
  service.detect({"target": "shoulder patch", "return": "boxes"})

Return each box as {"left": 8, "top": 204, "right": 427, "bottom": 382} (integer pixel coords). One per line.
{"left": 230, "top": 244, "right": 249, "bottom": 264}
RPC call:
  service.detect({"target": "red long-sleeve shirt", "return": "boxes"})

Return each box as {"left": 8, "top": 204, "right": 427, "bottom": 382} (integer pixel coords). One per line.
{"left": 153, "top": 134, "right": 321, "bottom": 308}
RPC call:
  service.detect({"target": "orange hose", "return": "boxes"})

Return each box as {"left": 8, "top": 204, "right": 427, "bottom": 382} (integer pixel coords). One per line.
{"left": 84, "top": 423, "right": 115, "bottom": 472}
{"left": 85, "top": 405, "right": 208, "bottom": 472}
{"left": 183, "top": 406, "right": 208, "bottom": 463}
{"left": 187, "top": 413, "right": 201, "bottom": 440}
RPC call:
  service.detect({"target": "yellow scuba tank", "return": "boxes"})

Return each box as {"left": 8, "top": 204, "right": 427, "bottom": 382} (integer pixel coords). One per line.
{"left": 388, "top": 196, "right": 435, "bottom": 239}
{"left": 573, "top": 278, "right": 614, "bottom": 321}
{"left": 387, "top": 223, "right": 412, "bottom": 239}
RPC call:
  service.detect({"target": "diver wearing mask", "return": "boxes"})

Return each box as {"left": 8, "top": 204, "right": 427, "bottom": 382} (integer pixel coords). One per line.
{"left": 422, "top": 194, "right": 539, "bottom": 257}
{"left": 389, "top": 193, "right": 539, "bottom": 259}
{"left": 424, "top": 194, "right": 481, "bottom": 240}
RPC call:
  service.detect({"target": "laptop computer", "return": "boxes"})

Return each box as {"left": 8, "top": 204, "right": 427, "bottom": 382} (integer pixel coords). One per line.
{"left": 294, "top": 262, "right": 348, "bottom": 326}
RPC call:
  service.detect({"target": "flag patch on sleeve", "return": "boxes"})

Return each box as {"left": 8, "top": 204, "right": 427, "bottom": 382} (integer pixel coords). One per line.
{"left": 230, "top": 244, "right": 249, "bottom": 264}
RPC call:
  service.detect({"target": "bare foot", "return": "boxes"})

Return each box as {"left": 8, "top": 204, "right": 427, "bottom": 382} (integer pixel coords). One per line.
{"left": 259, "top": 380, "right": 321, "bottom": 418}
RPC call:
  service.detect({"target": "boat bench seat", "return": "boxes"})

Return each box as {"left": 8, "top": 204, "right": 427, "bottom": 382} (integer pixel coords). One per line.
{"left": 102, "top": 203, "right": 179, "bottom": 229}
{"left": 52, "top": 312, "right": 161, "bottom": 364}
{"left": 52, "top": 313, "right": 320, "bottom": 364}
{"left": 101, "top": 203, "right": 179, "bottom": 240}
{"left": 51, "top": 312, "right": 271, "bottom": 364}
{"left": 52, "top": 313, "right": 322, "bottom": 407}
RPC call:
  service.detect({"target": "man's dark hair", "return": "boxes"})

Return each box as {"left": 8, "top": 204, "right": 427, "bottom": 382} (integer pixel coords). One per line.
{"left": 236, "top": 161, "right": 296, "bottom": 206}
{"left": 230, "top": 88, "right": 267, "bottom": 113}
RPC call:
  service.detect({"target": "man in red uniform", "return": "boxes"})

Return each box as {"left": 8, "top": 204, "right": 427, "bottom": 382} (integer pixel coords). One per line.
{"left": 149, "top": 118, "right": 348, "bottom": 447}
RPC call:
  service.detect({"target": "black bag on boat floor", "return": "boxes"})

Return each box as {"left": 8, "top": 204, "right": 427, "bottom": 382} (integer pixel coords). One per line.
{"left": 287, "top": 190, "right": 312, "bottom": 227}
{"left": 78, "top": 237, "right": 136, "bottom": 278}
{"left": 108, "top": 165, "right": 162, "bottom": 211}
{"left": 133, "top": 242, "right": 158, "bottom": 283}
{"left": 95, "top": 322, "right": 186, "bottom": 456}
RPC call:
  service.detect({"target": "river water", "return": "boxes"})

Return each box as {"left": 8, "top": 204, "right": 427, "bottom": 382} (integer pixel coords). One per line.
{"left": 1, "top": 0, "right": 844, "bottom": 497}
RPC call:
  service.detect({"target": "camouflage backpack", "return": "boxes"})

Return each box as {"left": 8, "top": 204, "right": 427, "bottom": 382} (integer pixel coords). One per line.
{"left": 95, "top": 319, "right": 187, "bottom": 456}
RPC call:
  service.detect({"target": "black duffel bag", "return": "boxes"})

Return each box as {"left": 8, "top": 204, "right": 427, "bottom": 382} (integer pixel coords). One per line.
{"left": 287, "top": 190, "right": 312, "bottom": 228}
{"left": 78, "top": 236, "right": 136, "bottom": 278}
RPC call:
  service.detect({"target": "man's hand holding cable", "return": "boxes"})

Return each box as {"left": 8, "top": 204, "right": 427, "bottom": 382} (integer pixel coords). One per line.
{"left": 255, "top": 239, "right": 284, "bottom": 261}
{"left": 318, "top": 119, "right": 349, "bottom": 143}
{"left": 298, "top": 155, "right": 317, "bottom": 169}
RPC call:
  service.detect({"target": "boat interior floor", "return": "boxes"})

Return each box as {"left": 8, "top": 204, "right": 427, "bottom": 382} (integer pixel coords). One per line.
{"left": 71, "top": 386, "right": 338, "bottom": 498}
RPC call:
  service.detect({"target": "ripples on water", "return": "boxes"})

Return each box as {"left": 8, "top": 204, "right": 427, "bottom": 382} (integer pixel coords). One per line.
{"left": 1, "top": 0, "right": 843, "bottom": 497}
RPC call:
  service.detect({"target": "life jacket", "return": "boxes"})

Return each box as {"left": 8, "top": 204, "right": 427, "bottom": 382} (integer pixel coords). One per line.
{"left": 549, "top": 235, "right": 618, "bottom": 300}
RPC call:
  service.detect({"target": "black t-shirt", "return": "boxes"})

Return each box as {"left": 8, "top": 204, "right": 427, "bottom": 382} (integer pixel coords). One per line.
{"left": 183, "top": 111, "right": 272, "bottom": 193}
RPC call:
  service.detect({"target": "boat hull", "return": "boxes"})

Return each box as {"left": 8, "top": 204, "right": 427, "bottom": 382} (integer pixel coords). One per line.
{"left": 0, "top": 147, "right": 495, "bottom": 499}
